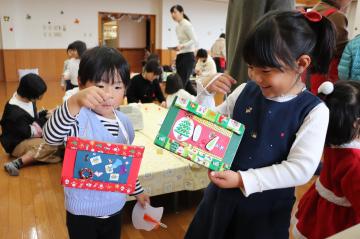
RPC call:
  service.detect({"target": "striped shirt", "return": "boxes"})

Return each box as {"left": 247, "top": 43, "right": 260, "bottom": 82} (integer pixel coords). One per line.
{"left": 43, "top": 101, "right": 144, "bottom": 195}
{"left": 96, "top": 114, "right": 119, "bottom": 137}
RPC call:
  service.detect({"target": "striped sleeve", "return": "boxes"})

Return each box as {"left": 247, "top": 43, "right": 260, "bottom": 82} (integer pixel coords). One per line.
{"left": 43, "top": 100, "right": 78, "bottom": 145}
{"left": 129, "top": 179, "right": 144, "bottom": 196}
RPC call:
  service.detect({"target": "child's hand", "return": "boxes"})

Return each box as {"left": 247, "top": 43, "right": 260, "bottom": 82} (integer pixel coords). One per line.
{"left": 205, "top": 73, "right": 237, "bottom": 94}
{"left": 160, "top": 101, "right": 167, "bottom": 108}
{"left": 31, "top": 121, "right": 43, "bottom": 137}
{"left": 46, "top": 108, "right": 55, "bottom": 119}
{"left": 208, "top": 170, "right": 244, "bottom": 189}
{"left": 135, "top": 193, "right": 151, "bottom": 208}
{"left": 67, "top": 86, "right": 110, "bottom": 116}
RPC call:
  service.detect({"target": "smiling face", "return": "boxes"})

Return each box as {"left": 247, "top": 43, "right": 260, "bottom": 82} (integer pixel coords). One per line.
{"left": 247, "top": 54, "right": 310, "bottom": 98}
{"left": 247, "top": 65, "right": 300, "bottom": 98}
{"left": 83, "top": 72, "right": 125, "bottom": 118}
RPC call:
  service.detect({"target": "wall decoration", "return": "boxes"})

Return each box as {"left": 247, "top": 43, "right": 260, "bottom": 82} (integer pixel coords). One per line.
{"left": 3, "top": 16, "right": 10, "bottom": 22}
{"left": 74, "top": 18, "right": 80, "bottom": 24}
{"left": 9, "top": 27, "right": 13, "bottom": 32}
{"left": 48, "top": 21, "right": 51, "bottom": 24}
{"left": 61, "top": 137, "right": 144, "bottom": 193}
{"left": 60, "top": 10, "right": 64, "bottom": 15}
{"left": 154, "top": 97, "right": 245, "bottom": 171}
{"left": 26, "top": 14, "right": 31, "bottom": 20}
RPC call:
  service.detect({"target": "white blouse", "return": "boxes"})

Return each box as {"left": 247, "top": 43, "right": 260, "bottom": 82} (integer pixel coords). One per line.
{"left": 195, "top": 82, "right": 329, "bottom": 197}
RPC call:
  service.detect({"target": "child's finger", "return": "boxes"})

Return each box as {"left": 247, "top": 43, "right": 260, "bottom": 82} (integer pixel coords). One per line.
{"left": 215, "top": 80, "right": 232, "bottom": 93}
{"left": 221, "top": 73, "right": 237, "bottom": 84}
{"left": 210, "top": 171, "right": 227, "bottom": 179}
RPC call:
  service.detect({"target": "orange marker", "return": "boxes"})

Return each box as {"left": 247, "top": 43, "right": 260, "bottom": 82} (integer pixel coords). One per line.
{"left": 143, "top": 213, "right": 167, "bottom": 229}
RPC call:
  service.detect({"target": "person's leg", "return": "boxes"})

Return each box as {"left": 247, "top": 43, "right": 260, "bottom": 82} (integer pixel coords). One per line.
{"left": 176, "top": 53, "right": 197, "bottom": 96}
{"left": 4, "top": 138, "right": 60, "bottom": 176}
{"left": 66, "top": 211, "right": 98, "bottom": 239}
{"left": 98, "top": 212, "right": 122, "bottom": 239}
{"left": 4, "top": 139, "right": 40, "bottom": 176}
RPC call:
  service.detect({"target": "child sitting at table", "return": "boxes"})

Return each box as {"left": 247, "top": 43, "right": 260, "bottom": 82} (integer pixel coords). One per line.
{"left": 195, "top": 48, "right": 217, "bottom": 79}
{"left": 165, "top": 73, "right": 195, "bottom": 108}
{"left": 127, "top": 59, "right": 166, "bottom": 107}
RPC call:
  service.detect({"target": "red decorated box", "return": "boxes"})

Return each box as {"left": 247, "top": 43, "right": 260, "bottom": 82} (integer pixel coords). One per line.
{"left": 61, "top": 136, "right": 144, "bottom": 194}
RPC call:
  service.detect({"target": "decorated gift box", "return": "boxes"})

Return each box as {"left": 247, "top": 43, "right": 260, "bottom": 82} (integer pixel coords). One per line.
{"left": 154, "top": 97, "right": 245, "bottom": 171}
{"left": 61, "top": 136, "right": 144, "bottom": 194}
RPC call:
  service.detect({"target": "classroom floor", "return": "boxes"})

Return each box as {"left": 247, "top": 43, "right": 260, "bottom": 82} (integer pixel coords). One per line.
{"left": 0, "top": 81, "right": 314, "bottom": 239}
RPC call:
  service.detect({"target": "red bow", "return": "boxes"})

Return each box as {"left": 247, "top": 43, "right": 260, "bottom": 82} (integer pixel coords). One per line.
{"left": 301, "top": 10, "right": 322, "bottom": 22}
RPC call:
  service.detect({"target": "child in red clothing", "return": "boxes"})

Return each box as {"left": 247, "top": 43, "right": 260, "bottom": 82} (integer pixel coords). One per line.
{"left": 293, "top": 81, "right": 360, "bottom": 239}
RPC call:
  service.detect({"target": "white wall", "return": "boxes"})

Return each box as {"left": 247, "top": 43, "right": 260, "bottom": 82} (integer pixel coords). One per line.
{"left": 0, "top": 0, "right": 162, "bottom": 49}
{"left": 0, "top": 21, "right": 3, "bottom": 49}
{"left": 118, "top": 16, "right": 146, "bottom": 48}
{"left": 161, "top": 0, "right": 228, "bottom": 50}
{"left": 348, "top": 0, "right": 360, "bottom": 38}
{"left": 0, "top": 0, "right": 228, "bottom": 50}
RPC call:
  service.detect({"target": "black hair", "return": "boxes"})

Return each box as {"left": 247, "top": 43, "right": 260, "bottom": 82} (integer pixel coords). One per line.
{"left": 78, "top": 46, "right": 130, "bottom": 88}
{"left": 243, "top": 11, "right": 336, "bottom": 74}
{"left": 147, "top": 53, "right": 160, "bottom": 63}
{"left": 71, "top": 40, "right": 87, "bottom": 58}
{"left": 144, "top": 59, "right": 163, "bottom": 75}
{"left": 219, "top": 33, "right": 225, "bottom": 38}
{"left": 170, "top": 5, "right": 190, "bottom": 21}
{"left": 67, "top": 42, "right": 75, "bottom": 52}
{"left": 17, "top": 73, "right": 47, "bottom": 100}
{"left": 165, "top": 73, "right": 183, "bottom": 94}
{"left": 320, "top": 81, "right": 360, "bottom": 146}
{"left": 196, "top": 49, "right": 208, "bottom": 59}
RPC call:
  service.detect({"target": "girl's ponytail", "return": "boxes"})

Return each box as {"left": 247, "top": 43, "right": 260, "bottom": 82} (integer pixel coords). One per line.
{"left": 183, "top": 13, "right": 190, "bottom": 22}
{"left": 302, "top": 11, "right": 336, "bottom": 74}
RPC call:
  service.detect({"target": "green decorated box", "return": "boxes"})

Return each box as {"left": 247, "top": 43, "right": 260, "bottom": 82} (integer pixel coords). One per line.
{"left": 154, "top": 97, "right": 245, "bottom": 171}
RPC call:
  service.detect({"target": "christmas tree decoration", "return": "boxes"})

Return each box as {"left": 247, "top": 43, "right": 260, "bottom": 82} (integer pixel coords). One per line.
{"left": 155, "top": 97, "right": 245, "bottom": 171}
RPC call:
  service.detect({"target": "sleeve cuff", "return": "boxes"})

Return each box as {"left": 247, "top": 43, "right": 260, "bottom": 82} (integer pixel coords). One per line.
{"left": 238, "top": 169, "right": 263, "bottom": 197}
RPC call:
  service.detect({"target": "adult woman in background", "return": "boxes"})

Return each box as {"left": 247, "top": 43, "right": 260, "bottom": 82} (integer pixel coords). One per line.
{"left": 170, "top": 4, "right": 198, "bottom": 96}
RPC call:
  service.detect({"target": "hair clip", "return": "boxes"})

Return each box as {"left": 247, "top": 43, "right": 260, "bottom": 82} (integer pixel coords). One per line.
{"left": 318, "top": 81, "right": 334, "bottom": 95}
{"left": 301, "top": 10, "right": 322, "bottom": 22}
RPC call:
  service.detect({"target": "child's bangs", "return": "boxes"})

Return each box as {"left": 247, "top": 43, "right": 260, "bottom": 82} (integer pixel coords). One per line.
{"left": 91, "top": 54, "right": 129, "bottom": 86}
{"left": 243, "top": 17, "right": 294, "bottom": 70}
{"left": 97, "top": 68, "right": 121, "bottom": 85}
{"left": 244, "top": 32, "right": 286, "bottom": 70}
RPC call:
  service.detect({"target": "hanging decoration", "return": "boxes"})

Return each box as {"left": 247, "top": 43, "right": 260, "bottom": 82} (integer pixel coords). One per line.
{"left": 60, "top": 10, "right": 64, "bottom": 15}
{"left": 3, "top": 16, "right": 10, "bottom": 22}
{"left": 74, "top": 18, "right": 80, "bottom": 24}
{"left": 26, "top": 14, "right": 31, "bottom": 20}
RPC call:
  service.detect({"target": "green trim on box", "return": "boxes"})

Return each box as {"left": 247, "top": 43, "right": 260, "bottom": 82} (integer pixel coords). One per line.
{"left": 158, "top": 104, "right": 179, "bottom": 137}
{"left": 174, "top": 97, "right": 244, "bottom": 135}
{"left": 222, "top": 124, "right": 245, "bottom": 169}
{"left": 154, "top": 96, "right": 245, "bottom": 171}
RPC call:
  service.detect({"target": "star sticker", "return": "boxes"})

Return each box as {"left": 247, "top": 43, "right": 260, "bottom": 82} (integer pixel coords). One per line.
{"left": 246, "top": 107, "right": 253, "bottom": 114}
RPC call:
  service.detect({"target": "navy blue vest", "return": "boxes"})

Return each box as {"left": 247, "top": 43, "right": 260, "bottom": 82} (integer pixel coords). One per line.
{"left": 231, "top": 81, "right": 321, "bottom": 171}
